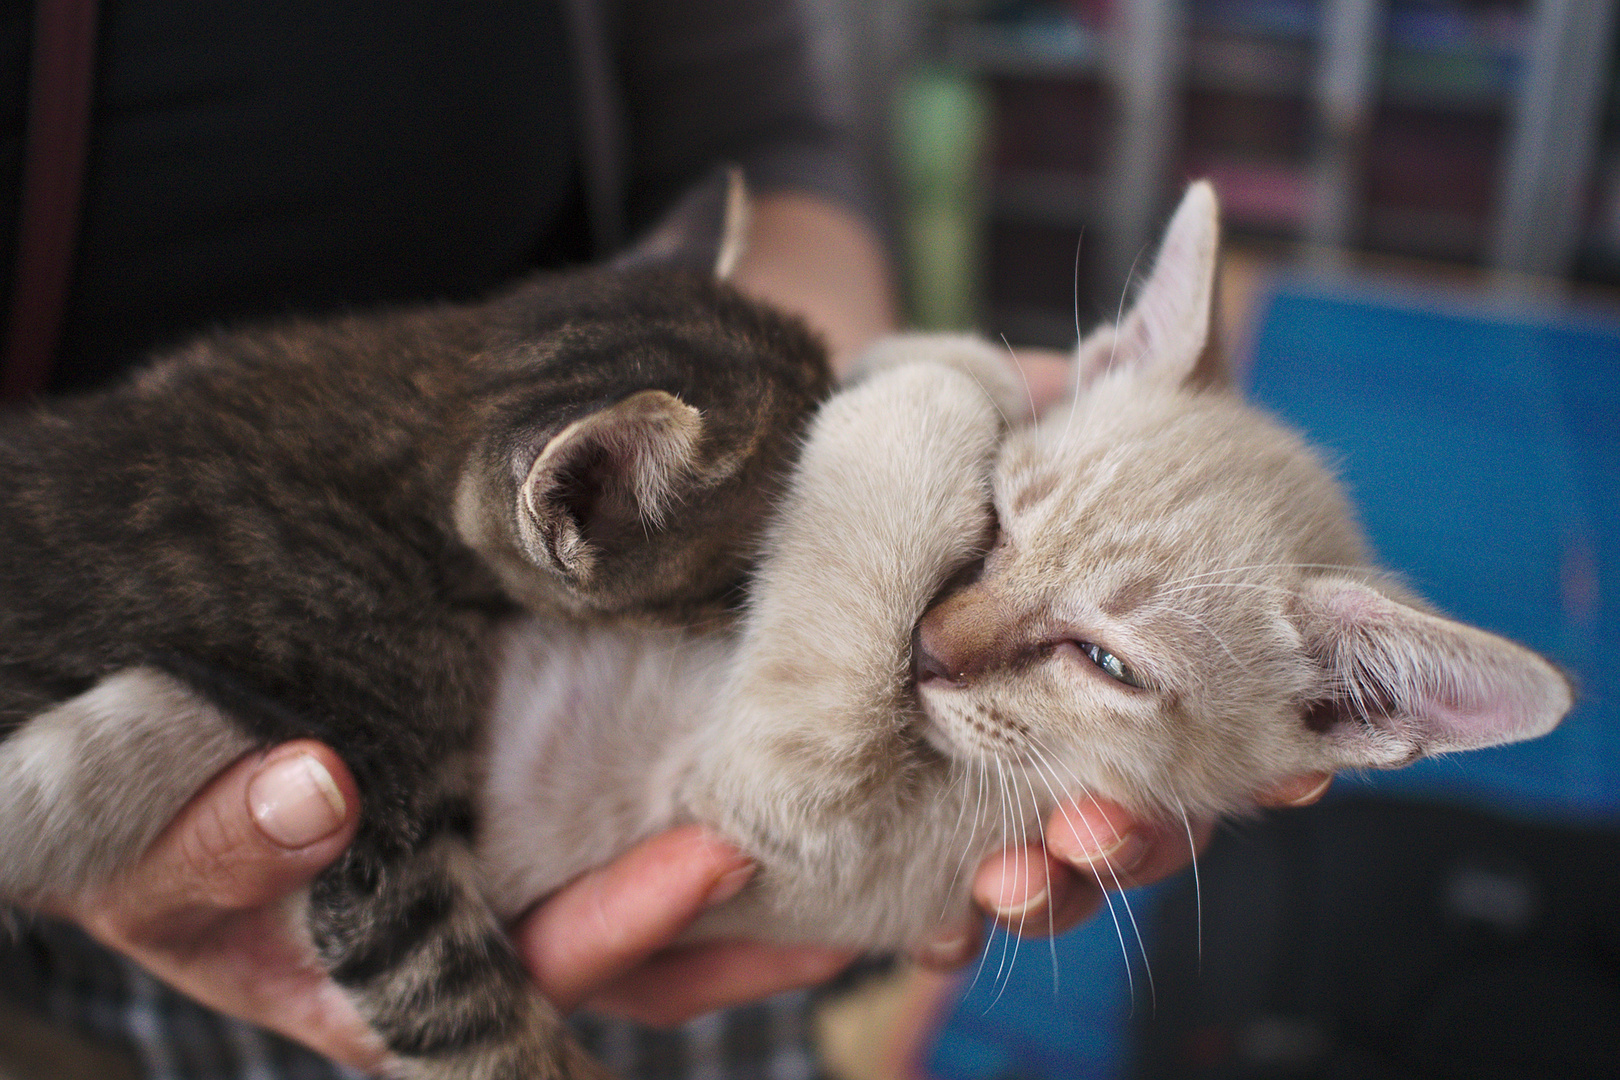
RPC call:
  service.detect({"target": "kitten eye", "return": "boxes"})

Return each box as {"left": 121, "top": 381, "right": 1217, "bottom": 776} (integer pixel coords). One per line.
{"left": 1079, "top": 642, "right": 1144, "bottom": 688}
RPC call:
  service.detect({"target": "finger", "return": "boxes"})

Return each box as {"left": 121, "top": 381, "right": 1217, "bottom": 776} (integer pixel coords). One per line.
{"left": 85, "top": 742, "right": 359, "bottom": 936}
{"left": 586, "top": 941, "right": 856, "bottom": 1027}
{"left": 514, "top": 825, "right": 755, "bottom": 1013}
{"left": 910, "top": 916, "right": 983, "bottom": 971}
{"left": 970, "top": 845, "right": 1106, "bottom": 939}
{"left": 67, "top": 744, "right": 383, "bottom": 1071}
{"left": 973, "top": 843, "right": 1053, "bottom": 926}
{"left": 1044, "top": 797, "right": 1214, "bottom": 892}
{"left": 1255, "top": 772, "right": 1334, "bottom": 808}
{"left": 1004, "top": 348, "right": 1073, "bottom": 413}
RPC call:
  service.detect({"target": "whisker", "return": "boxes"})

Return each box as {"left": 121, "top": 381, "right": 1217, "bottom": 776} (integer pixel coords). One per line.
{"left": 984, "top": 759, "right": 1035, "bottom": 1013}
{"left": 940, "top": 759, "right": 985, "bottom": 923}
{"left": 999, "top": 333, "right": 1040, "bottom": 423}
{"left": 1103, "top": 247, "right": 1147, "bottom": 380}
{"left": 1156, "top": 603, "right": 1249, "bottom": 673}
{"left": 962, "top": 761, "right": 1004, "bottom": 1002}
{"left": 987, "top": 755, "right": 1016, "bottom": 999}
{"left": 1017, "top": 756, "right": 1061, "bottom": 996}
{"left": 1022, "top": 729, "right": 1158, "bottom": 1012}
{"left": 1076, "top": 789, "right": 1156, "bottom": 1013}
{"left": 1021, "top": 746, "right": 1136, "bottom": 1008}
{"left": 1072, "top": 230, "right": 1084, "bottom": 343}
{"left": 1156, "top": 562, "right": 1365, "bottom": 590}
{"left": 1175, "top": 798, "right": 1203, "bottom": 971}
{"left": 956, "top": 349, "right": 1011, "bottom": 430}
{"left": 1157, "top": 581, "right": 1296, "bottom": 598}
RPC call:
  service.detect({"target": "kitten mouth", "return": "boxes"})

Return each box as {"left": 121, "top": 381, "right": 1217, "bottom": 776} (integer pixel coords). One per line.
{"left": 909, "top": 626, "right": 976, "bottom": 763}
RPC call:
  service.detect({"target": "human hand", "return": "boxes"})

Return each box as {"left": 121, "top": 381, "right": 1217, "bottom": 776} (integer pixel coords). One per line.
{"left": 57, "top": 742, "right": 855, "bottom": 1073}
{"left": 512, "top": 824, "right": 856, "bottom": 1026}
{"left": 917, "top": 773, "right": 1335, "bottom": 967}
{"left": 999, "top": 346, "right": 1074, "bottom": 415}
{"left": 55, "top": 741, "right": 385, "bottom": 1069}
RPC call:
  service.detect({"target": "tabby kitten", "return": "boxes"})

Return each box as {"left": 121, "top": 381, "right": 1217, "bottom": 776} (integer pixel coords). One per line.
{"left": 480, "top": 181, "right": 1572, "bottom": 969}
{"left": 0, "top": 173, "right": 829, "bottom": 1080}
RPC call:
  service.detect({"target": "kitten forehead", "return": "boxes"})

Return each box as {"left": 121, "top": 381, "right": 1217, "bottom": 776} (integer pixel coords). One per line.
{"left": 1100, "top": 574, "right": 1157, "bottom": 617}
{"left": 991, "top": 380, "right": 1370, "bottom": 672}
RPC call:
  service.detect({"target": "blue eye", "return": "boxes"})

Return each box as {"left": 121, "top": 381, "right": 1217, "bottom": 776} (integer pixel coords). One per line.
{"left": 1081, "top": 642, "right": 1143, "bottom": 688}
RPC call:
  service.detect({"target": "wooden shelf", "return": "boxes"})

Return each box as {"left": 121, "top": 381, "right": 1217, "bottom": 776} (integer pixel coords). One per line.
{"left": 907, "top": 0, "right": 1619, "bottom": 323}
{"left": 931, "top": 14, "right": 1101, "bottom": 79}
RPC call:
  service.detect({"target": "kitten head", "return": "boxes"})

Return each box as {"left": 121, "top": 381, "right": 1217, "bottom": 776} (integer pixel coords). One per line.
{"left": 913, "top": 183, "right": 1572, "bottom": 818}
{"left": 455, "top": 171, "right": 831, "bottom": 619}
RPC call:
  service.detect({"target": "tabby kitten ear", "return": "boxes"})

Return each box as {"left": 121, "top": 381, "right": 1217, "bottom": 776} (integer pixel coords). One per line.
{"left": 517, "top": 390, "right": 705, "bottom": 582}
{"left": 609, "top": 166, "right": 750, "bottom": 280}
{"left": 1076, "top": 180, "right": 1225, "bottom": 390}
{"left": 1292, "top": 576, "right": 1573, "bottom": 770}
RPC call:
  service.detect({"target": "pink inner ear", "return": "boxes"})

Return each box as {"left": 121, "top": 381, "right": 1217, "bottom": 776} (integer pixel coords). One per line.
{"left": 1302, "top": 579, "right": 1573, "bottom": 766}
{"left": 1411, "top": 670, "right": 1571, "bottom": 753}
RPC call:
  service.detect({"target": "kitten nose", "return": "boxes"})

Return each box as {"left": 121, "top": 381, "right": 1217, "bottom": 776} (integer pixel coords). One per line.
{"left": 911, "top": 624, "right": 958, "bottom": 685}
{"left": 914, "top": 581, "right": 1022, "bottom": 684}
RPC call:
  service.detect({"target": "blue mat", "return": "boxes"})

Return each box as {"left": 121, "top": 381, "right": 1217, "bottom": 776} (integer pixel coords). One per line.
{"left": 928, "top": 276, "right": 1620, "bottom": 1079}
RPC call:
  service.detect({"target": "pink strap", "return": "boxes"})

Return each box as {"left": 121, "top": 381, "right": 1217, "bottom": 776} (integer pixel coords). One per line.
{"left": 3, "top": 0, "right": 99, "bottom": 400}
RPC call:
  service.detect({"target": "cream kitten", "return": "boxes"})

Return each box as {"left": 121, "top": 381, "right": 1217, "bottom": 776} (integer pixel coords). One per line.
{"left": 479, "top": 182, "right": 1572, "bottom": 955}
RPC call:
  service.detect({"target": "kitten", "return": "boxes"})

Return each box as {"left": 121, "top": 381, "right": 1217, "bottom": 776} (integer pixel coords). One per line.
{"left": 480, "top": 181, "right": 1572, "bottom": 972}
{"left": 0, "top": 173, "right": 830, "bottom": 1080}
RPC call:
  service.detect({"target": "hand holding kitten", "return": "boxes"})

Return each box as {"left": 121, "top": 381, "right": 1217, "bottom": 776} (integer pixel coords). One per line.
{"left": 56, "top": 730, "right": 1331, "bottom": 1070}
{"left": 54, "top": 743, "right": 854, "bottom": 1070}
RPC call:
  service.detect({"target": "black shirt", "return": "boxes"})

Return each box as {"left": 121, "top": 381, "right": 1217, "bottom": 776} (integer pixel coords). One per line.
{"left": 4, "top": 2, "right": 585, "bottom": 391}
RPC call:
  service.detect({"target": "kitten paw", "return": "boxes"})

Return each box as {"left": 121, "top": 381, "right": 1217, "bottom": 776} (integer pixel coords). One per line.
{"left": 848, "top": 333, "right": 1036, "bottom": 426}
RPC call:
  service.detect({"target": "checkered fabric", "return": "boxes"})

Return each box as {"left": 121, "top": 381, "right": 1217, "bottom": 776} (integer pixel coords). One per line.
{"left": 0, "top": 920, "right": 825, "bottom": 1080}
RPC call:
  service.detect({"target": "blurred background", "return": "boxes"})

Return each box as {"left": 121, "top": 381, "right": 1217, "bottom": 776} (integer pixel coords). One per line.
{"left": 807, "top": 2, "right": 1620, "bottom": 1078}
{"left": 828, "top": 0, "right": 1620, "bottom": 337}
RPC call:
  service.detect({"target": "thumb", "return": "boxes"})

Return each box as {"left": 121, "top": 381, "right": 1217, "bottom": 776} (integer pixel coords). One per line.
{"left": 90, "top": 741, "right": 360, "bottom": 930}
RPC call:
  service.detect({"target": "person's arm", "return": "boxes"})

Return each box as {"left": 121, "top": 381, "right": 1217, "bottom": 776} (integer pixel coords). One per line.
{"left": 729, "top": 191, "right": 897, "bottom": 375}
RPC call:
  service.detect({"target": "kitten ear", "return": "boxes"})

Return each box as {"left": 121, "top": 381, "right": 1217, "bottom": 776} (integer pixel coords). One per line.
{"left": 609, "top": 166, "right": 750, "bottom": 280}
{"left": 517, "top": 390, "right": 705, "bottom": 581}
{"left": 1292, "top": 577, "right": 1573, "bottom": 770}
{"left": 1076, "top": 181, "right": 1225, "bottom": 390}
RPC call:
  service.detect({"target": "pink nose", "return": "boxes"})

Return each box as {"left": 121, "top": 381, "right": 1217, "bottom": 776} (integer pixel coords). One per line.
{"left": 911, "top": 623, "right": 958, "bottom": 685}
{"left": 912, "top": 582, "right": 1016, "bottom": 684}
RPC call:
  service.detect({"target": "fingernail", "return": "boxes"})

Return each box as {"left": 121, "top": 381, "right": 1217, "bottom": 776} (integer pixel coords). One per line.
{"left": 921, "top": 934, "right": 973, "bottom": 966}
{"left": 1282, "top": 774, "right": 1334, "bottom": 807}
{"left": 989, "top": 884, "right": 1048, "bottom": 922}
{"left": 249, "top": 753, "right": 346, "bottom": 849}
{"left": 704, "top": 861, "right": 756, "bottom": 908}
{"left": 1054, "top": 829, "right": 1146, "bottom": 875}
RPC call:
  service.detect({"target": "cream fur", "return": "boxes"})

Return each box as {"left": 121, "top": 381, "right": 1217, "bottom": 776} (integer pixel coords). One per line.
{"left": 477, "top": 184, "right": 1572, "bottom": 951}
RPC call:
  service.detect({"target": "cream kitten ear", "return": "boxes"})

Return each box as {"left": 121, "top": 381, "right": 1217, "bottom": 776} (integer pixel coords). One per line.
{"left": 610, "top": 166, "right": 750, "bottom": 280}
{"left": 1292, "top": 577, "right": 1573, "bottom": 770}
{"left": 516, "top": 390, "right": 704, "bottom": 581}
{"left": 1076, "top": 180, "right": 1224, "bottom": 390}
